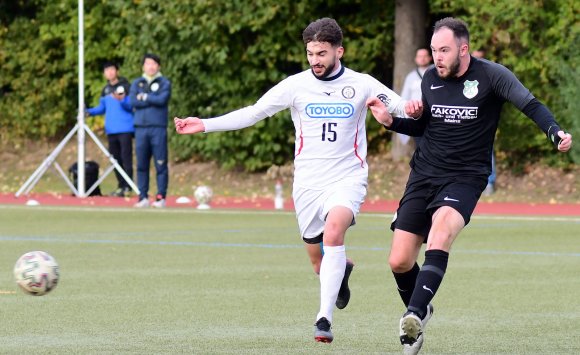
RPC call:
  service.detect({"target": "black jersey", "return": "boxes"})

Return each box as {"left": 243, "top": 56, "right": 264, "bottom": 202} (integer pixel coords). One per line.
{"left": 390, "top": 57, "right": 558, "bottom": 178}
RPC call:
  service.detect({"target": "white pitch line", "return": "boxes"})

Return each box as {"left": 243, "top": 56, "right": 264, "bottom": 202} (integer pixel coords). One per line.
{"left": 0, "top": 204, "right": 579, "bottom": 222}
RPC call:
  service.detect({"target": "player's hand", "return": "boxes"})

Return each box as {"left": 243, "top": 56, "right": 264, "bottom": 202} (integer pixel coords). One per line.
{"left": 556, "top": 131, "right": 572, "bottom": 152}
{"left": 174, "top": 116, "right": 205, "bottom": 134}
{"left": 405, "top": 100, "right": 423, "bottom": 119}
{"left": 366, "top": 97, "right": 393, "bottom": 127}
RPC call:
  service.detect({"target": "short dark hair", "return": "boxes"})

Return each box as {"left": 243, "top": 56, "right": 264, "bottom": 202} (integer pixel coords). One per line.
{"left": 102, "top": 61, "right": 118, "bottom": 70}
{"left": 434, "top": 17, "right": 470, "bottom": 44}
{"left": 416, "top": 47, "right": 432, "bottom": 55}
{"left": 302, "top": 18, "right": 343, "bottom": 47}
{"left": 142, "top": 53, "right": 161, "bottom": 65}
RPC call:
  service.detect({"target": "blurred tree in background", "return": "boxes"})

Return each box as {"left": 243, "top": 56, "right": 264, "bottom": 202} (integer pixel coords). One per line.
{"left": 0, "top": 0, "right": 576, "bottom": 171}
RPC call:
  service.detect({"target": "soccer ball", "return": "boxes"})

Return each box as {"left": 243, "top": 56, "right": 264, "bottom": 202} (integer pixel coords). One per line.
{"left": 194, "top": 185, "right": 213, "bottom": 209}
{"left": 13, "top": 251, "right": 60, "bottom": 296}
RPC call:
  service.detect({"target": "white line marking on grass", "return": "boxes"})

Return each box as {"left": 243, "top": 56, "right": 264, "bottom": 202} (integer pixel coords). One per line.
{"left": 364, "top": 213, "right": 580, "bottom": 223}
{"left": 0, "top": 204, "right": 297, "bottom": 217}
{"left": 1, "top": 205, "right": 579, "bottom": 223}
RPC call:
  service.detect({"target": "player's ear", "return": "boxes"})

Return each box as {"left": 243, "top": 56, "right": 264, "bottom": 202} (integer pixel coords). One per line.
{"left": 336, "top": 46, "right": 344, "bottom": 59}
{"left": 460, "top": 43, "right": 469, "bottom": 57}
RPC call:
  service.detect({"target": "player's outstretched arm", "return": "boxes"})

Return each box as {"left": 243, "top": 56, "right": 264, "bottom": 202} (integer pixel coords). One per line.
{"left": 366, "top": 97, "right": 393, "bottom": 127}
{"left": 174, "top": 117, "right": 205, "bottom": 135}
{"left": 556, "top": 131, "right": 573, "bottom": 152}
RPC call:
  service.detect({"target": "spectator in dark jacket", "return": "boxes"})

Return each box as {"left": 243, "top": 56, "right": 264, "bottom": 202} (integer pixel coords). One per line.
{"left": 87, "top": 61, "right": 134, "bottom": 197}
{"left": 130, "top": 53, "right": 171, "bottom": 208}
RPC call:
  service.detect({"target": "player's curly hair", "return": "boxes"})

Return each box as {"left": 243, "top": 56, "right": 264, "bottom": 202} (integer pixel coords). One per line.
{"left": 434, "top": 17, "right": 470, "bottom": 44}
{"left": 302, "top": 18, "right": 343, "bottom": 47}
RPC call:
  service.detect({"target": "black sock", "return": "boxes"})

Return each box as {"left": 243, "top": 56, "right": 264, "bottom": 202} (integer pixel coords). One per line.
{"left": 393, "top": 263, "right": 420, "bottom": 307}
{"left": 407, "top": 249, "right": 449, "bottom": 319}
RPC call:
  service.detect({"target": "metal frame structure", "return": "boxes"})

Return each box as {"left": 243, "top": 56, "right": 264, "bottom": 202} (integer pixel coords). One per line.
{"left": 15, "top": 0, "right": 138, "bottom": 198}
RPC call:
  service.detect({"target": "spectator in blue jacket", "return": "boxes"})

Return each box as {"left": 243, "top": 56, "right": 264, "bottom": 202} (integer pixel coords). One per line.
{"left": 87, "top": 61, "right": 134, "bottom": 197}
{"left": 130, "top": 53, "right": 172, "bottom": 208}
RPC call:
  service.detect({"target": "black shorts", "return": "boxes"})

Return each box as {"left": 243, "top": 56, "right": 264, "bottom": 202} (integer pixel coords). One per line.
{"left": 390, "top": 169, "right": 488, "bottom": 239}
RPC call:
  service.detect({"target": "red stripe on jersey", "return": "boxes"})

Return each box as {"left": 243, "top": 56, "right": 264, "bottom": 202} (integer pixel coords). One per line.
{"left": 353, "top": 111, "right": 365, "bottom": 167}
{"left": 295, "top": 116, "right": 304, "bottom": 157}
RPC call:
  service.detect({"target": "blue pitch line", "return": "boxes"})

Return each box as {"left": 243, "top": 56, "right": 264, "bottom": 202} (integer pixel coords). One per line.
{"left": 0, "top": 235, "right": 303, "bottom": 250}
{"left": 1, "top": 235, "right": 579, "bottom": 258}
{"left": 454, "top": 249, "right": 580, "bottom": 257}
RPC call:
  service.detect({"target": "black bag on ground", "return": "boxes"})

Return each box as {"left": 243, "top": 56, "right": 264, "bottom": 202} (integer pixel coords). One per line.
{"left": 69, "top": 161, "right": 102, "bottom": 196}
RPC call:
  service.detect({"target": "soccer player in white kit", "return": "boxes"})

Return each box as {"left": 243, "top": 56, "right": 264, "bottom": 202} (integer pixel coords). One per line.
{"left": 175, "top": 18, "right": 416, "bottom": 343}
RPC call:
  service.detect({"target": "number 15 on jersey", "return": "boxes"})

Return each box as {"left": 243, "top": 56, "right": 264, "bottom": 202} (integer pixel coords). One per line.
{"left": 322, "top": 122, "right": 338, "bottom": 142}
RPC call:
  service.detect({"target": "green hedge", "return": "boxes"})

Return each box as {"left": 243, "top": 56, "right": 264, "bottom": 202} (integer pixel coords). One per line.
{"left": 0, "top": 0, "right": 576, "bottom": 171}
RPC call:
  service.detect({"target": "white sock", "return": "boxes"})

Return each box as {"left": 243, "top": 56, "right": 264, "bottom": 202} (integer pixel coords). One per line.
{"left": 316, "top": 245, "right": 346, "bottom": 324}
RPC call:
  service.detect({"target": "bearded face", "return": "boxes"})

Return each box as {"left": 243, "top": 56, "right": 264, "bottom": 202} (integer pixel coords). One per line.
{"left": 306, "top": 41, "right": 343, "bottom": 79}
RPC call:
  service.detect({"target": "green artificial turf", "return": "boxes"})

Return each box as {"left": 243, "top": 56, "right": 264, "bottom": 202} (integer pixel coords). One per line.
{"left": 0, "top": 206, "right": 578, "bottom": 354}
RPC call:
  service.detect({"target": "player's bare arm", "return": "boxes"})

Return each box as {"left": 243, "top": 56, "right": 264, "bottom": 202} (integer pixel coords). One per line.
{"left": 557, "top": 131, "right": 573, "bottom": 152}
{"left": 366, "top": 97, "right": 393, "bottom": 127}
{"left": 174, "top": 116, "right": 205, "bottom": 135}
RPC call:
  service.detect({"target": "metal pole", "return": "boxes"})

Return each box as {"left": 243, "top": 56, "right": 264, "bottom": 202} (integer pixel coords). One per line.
{"left": 15, "top": 124, "right": 79, "bottom": 197}
{"left": 15, "top": 0, "right": 139, "bottom": 199}
{"left": 84, "top": 124, "right": 140, "bottom": 195}
{"left": 77, "top": 0, "right": 86, "bottom": 197}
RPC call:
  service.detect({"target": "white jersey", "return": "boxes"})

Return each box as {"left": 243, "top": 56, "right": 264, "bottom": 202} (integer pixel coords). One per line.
{"left": 203, "top": 66, "right": 407, "bottom": 189}
{"left": 401, "top": 68, "right": 423, "bottom": 100}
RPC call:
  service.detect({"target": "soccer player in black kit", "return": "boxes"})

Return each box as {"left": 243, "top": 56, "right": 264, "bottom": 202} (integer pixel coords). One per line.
{"left": 367, "top": 17, "right": 573, "bottom": 354}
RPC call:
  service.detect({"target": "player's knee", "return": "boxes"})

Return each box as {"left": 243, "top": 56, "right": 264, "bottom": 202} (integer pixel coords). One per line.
{"left": 389, "top": 254, "right": 415, "bottom": 273}
{"left": 322, "top": 225, "right": 345, "bottom": 246}
{"left": 426, "top": 230, "right": 454, "bottom": 250}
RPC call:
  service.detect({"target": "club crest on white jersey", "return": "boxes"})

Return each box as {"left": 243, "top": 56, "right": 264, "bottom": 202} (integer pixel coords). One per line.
{"left": 341, "top": 86, "right": 356, "bottom": 99}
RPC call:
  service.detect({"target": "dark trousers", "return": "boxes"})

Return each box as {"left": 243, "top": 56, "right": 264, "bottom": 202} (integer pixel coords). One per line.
{"left": 135, "top": 126, "right": 168, "bottom": 200}
{"left": 108, "top": 132, "right": 134, "bottom": 189}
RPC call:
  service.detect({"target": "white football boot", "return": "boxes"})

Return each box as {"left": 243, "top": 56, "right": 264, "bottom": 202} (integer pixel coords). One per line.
{"left": 400, "top": 303, "right": 434, "bottom": 355}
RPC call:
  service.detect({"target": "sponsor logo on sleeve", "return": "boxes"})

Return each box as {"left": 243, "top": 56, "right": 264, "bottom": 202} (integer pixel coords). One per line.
{"left": 376, "top": 93, "right": 391, "bottom": 107}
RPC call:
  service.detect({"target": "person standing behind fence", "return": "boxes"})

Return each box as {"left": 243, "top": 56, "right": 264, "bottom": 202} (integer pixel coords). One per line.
{"left": 400, "top": 48, "right": 432, "bottom": 147}
{"left": 471, "top": 49, "right": 497, "bottom": 196}
{"left": 86, "top": 61, "right": 134, "bottom": 197}
{"left": 130, "top": 53, "right": 172, "bottom": 208}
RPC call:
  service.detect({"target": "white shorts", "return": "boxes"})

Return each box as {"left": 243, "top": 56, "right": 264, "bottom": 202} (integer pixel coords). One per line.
{"left": 293, "top": 179, "right": 367, "bottom": 242}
